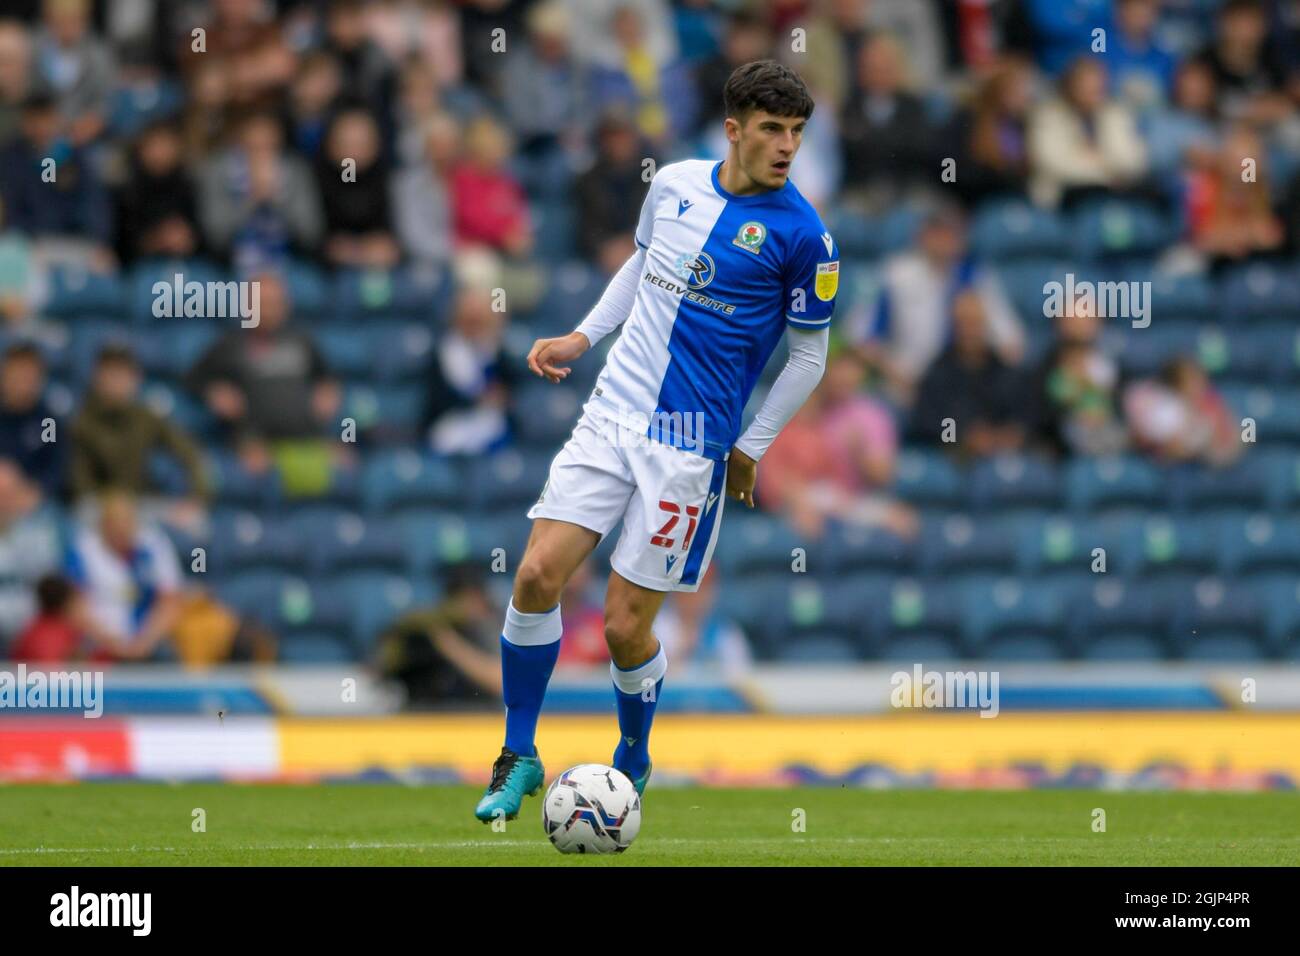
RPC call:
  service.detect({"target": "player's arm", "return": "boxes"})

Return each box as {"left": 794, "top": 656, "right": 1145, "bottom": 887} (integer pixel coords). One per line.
{"left": 527, "top": 244, "right": 646, "bottom": 383}
{"left": 728, "top": 227, "right": 840, "bottom": 505}
{"left": 728, "top": 326, "right": 830, "bottom": 506}
{"left": 528, "top": 166, "right": 666, "bottom": 383}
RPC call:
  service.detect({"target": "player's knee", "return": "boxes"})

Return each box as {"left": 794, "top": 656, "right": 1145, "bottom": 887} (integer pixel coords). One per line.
{"left": 603, "top": 613, "right": 648, "bottom": 662}
{"left": 513, "top": 558, "right": 562, "bottom": 612}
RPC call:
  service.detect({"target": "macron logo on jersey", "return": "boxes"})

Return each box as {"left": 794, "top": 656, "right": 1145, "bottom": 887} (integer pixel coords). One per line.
{"left": 677, "top": 198, "right": 693, "bottom": 217}
{"left": 821, "top": 231, "right": 834, "bottom": 257}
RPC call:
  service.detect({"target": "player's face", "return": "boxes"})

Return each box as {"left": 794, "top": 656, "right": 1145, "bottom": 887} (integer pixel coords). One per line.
{"left": 738, "top": 111, "right": 805, "bottom": 190}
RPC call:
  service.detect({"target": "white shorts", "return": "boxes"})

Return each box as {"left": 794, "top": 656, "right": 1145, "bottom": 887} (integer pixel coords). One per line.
{"left": 526, "top": 408, "right": 729, "bottom": 592}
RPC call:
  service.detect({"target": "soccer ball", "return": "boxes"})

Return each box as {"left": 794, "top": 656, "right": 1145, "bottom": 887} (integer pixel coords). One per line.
{"left": 541, "top": 764, "right": 642, "bottom": 854}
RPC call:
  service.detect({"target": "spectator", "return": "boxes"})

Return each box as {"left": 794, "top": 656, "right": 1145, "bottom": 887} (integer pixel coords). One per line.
{"left": 286, "top": 51, "right": 342, "bottom": 159}
{"left": 1109, "top": 0, "right": 1178, "bottom": 110}
{"left": 1196, "top": 0, "right": 1292, "bottom": 125}
{"left": 0, "top": 459, "right": 62, "bottom": 651}
{"left": 0, "top": 19, "right": 34, "bottom": 146}
{"left": 197, "top": 110, "right": 324, "bottom": 274}
{"left": 501, "top": 0, "right": 592, "bottom": 162}
{"left": 114, "top": 120, "right": 201, "bottom": 263}
{"left": 944, "top": 54, "right": 1034, "bottom": 206}
{"left": 565, "top": 0, "right": 679, "bottom": 73}
{"left": 0, "top": 189, "right": 39, "bottom": 325}
{"left": 852, "top": 205, "right": 1025, "bottom": 406}
{"left": 1142, "top": 57, "right": 1220, "bottom": 187}
{"left": 1186, "top": 124, "right": 1284, "bottom": 269}
{"left": 759, "top": 350, "right": 918, "bottom": 540}
{"left": 316, "top": 108, "right": 399, "bottom": 269}
{"left": 366, "top": 0, "right": 463, "bottom": 90}
{"left": 9, "top": 574, "right": 80, "bottom": 663}
{"left": 449, "top": 114, "right": 533, "bottom": 257}
{"left": 392, "top": 112, "right": 458, "bottom": 269}
{"left": 70, "top": 344, "right": 210, "bottom": 511}
{"left": 1030, "top": 295, "right": 1129, "bottom": 457}
{"left": 31, "top": 0, "right": 113, "bottom": 146}
{"left": 911, "top": 290, "right": 1030, "bottom": 460}
{"left": 321, "top": 0, "right": 396, "bottom": 121}
{"left": 0, "top": 341, "right": 63, "bottom": 499}
{"left": 65, "top": 491, "right": 183, "bottom": 661}
{"left": 179, "top": 0, "right": 295, "bottom": 111}
{"left": 422, "top": 284, "right": 519, "bottom": 456}
{"left": 575, "top": 110, "right": 650, "bottom": 274}
{"left": 1125, "top": 356, "right": 1242, "bottom": 467}
{"left": 838, "top": 32, "right": 937, "bottom": 213}
{"left": 1023, "top": 0, "right": 1112, "bottom": 75}
{"left": 187, "top": 272, "right": 341, "bottom": 472}
{"left": 588, "top": 3, "right": 699, "bottom": 152}
{"left": 691, "top": 10, "right": 772, "bottom": 141}
{"left": 652, "top": 565, "right": 752, "bottom": 678}
{"left": 1028, "top": 56, "right": 1148, "bottom": 208}
{"left": 0, "top": 92, "right": 112, "bottom": 262}
{"left": 374, "top": 562, "right": 502, "bottom": 707}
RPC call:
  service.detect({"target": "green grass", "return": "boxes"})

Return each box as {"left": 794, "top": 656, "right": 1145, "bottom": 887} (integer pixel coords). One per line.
{"left": 1, "top": 784, "right": 1297, "bottom": 865}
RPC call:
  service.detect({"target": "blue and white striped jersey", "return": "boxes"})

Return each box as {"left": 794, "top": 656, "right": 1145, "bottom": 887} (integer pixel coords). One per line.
{"left": 584, "top": 158, "right": 840, "bottom": 461}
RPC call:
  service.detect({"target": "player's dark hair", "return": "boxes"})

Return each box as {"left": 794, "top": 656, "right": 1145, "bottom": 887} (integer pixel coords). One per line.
{"left": 723, "top": 59, "right": 815, "bottom": 126}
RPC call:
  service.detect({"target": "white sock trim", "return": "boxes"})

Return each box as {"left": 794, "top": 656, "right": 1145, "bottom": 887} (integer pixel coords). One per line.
{"left": 503, "top": 600, "right": 562, "bottom": 647}
{"left": 610, "top": 643, "right": 667, "bottom": 695}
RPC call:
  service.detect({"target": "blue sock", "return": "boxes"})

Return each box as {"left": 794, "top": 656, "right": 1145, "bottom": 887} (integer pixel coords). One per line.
{"left": 501, "top": 601, "right": 562, "bottom": 758}
{"left": 610, "top": 643, "right": 668, "bottom": 778}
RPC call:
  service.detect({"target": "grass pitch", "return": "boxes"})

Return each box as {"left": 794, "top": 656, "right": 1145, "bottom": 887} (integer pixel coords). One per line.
{"left": 1, "top": 784, "right": 1296, "bottom": 866}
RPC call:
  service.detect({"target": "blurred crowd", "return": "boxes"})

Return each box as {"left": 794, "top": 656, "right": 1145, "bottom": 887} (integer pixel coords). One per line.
{"left": 1, "top": 0, "right": 1298, "bottom": 683}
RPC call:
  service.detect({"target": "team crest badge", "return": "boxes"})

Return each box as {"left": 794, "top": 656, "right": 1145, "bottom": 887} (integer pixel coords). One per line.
{"left": 815, "top": 261, "right": 839, "bottom": 301}
{"left": 732, "top": 221, "right": 767, "bottom": 253}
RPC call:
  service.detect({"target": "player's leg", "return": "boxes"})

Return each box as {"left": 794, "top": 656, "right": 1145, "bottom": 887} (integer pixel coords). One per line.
{"left": 475, "top": 409, "right": 633, "bottom": 822}
{"left": 475, "top": 518, "right": 600, "bottom": 823}
{"left": 604, "top": 569, "right": 669, "bottom": 794}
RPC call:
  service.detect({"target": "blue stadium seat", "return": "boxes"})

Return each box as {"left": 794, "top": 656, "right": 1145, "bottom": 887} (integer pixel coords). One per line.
{"left": 872, "top": 578, "right": 964, "bottom": 644}
{"left": 981, "top": 635, "right": 1064, "bottom": 661}
{"left": 776, "top": 634, "right": 859, "bottom": 663}
{"left": 335, "top": 571, "right": 439, "bottom": 648}
{"left": 292, "top": 510, "right": 409, "bottom": 575}
{"left": 969, "top": 199, "right": 1071, "bottom": 261}
{"left": 960, "top": 576, "right": 1069, "bottom": 649}
{"left": 917, "top": 514, "right": 1020, "bottom": 574}
{"left": 208, "top": 510, "right": 306, "bottom": 574}
{"left": 126, "top": 259, "right": 224, "bottom": 323}
{"left": 1066, "top": 456, "right": 1167, "bottom": 512}
{"left": 1259, "top": 576, "right": 1300, "bottom": 653}
{"left": 217, "top": 573, "right": 352, "bottom": 643}
{"left": 875, "top": 634, "right": 961, "bottom": 663}
{"left": 342, "top": 383, "right": 425, "bottom": 440}
{"left": 1219, "top": 385, "right": 1300, "bottom": 444}
{"left": 1171, "top": 456, "right": 1273, "bottom": 511}
{"left": 1121, "top": 515, "right": 1220, "bottom": 576}
{"left": 44, "top": 265, "right": 127, "bottom": 318}
{"left": 969, "top": 454, "right": 1065, "bottom": 512}
{"left": 1180, "top": 634, "right": 1264, "bottom": 662}
{"left": 371, "top": 323, "right": 436, "bottom": 382}
{"left": 1218, "top": 514, "right": 1300, "bottom": 574}
{"left": 1167, "top": 576, "right": 1268, "bottom": 643}
{"left": 402, "top": 511, "right": 530, "bottom": 575}
{"left": 313, "top": 326, "right": 375, "bottom": 380}
{"left": 1077, "top": 633, "right": 1166, "bottom": 661}
{"left": 1069, "top": 200, "right": 1177, "bottom": 260}
{"left": 712, "top": 510, "right": 808, "bottom": 575}
{"left": 531, "top": 200, "right": 576, "bottom": 262}
{"left": 893, "top": 449, "right": 967, "bottom": 509}
{"left": 1146, "top": 273, "right": 1218, "bottom": 323}
{"left": 281, "top": 259, "right": 331, "bottom": 316}
{"left": 1218, "top": 262, "right": 1300, "bottom": 323}
{"left": 277, "top": 632, "right": 356, "bottom": 663}
{"left": 329, "top": 266, "right": 445, "bottom": 321}
{"left": 820, "top": 521, "right": 916, "bottom": 575}
{"left": 1070, "top": 578, "right": 1172, "bottom": 647}
{"left": 511, "top": 382, "right": 582, "bottom": 448}
{"left": 362, "top": 451, "right": 466, "bottom": 513}
{"left": 1016, "top": 516, "right": 1118, "bottom": 576}
{"left": 1114, "top": 324, "right": 1200, "bottom": 377}
{"left": 208, "top": 450, "right": 279, "bottom": 508}
{"left": 467, "top": 448, "right": 552, "bottom": 508}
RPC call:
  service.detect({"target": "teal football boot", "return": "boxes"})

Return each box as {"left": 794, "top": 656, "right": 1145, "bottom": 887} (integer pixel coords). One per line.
{"left": 474, "top": 746, "right": 545, "bottom": 823}
{"left": 620, "top": 759, "right": 651, "bottom": 797}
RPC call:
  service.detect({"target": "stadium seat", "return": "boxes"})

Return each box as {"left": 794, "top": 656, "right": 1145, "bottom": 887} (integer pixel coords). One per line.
{"left": 361, "top": 450, "right": 466, "bottom": 513}
{"left": 969, "top": 199, "right": 1071, "bottom": 261}
{"left": 711, "top": 510, "right": 808, "bottom": 575}
{"left": 872, "top": 578, "right": 964, "bottom": 644}
{"left": 466, "top": 448, "right": 553, "bottom": 509}
{"left": 277, "top": 632, "right": 356, "bottom": 664}
{"left": 1077, "top": 633, "right": 1166, "bottom": 661}
{"left": 1146, "top": 273, "right": 1218, "bottom": 323}
{"left": 893, "top": 449, "right": 966, "bottom": 510}
{"left": 776, "top": 634, "right": 860, "bottom": 663}
{"left": 960, "top": 576, "right": 1069, "bottom": 649}
{"left": 1066, "top": 456, "right": 1167, "bottom": 513}
{"left": 208, "top": 510, "right": 307, "bottom": 575}
{"left": 1179, "top": 634, "right": 1265, "bottom": 662}
{"left": 820, "top": 521, "right": 916, "bottom": 575}
{"left": 1069, "top": 199, "right": 1177, "bottom": 260}
{"left": 875, "top": 634, "right": 961, "bottom": 663}
{"left": 1219, "top": 385, "right": 1300, "bottom": 445}
{"left": 917, "top": 514, "right": 1020, "bottom": 575}
{"left": 969, "top": 454, "right": 1065, "bottom": 512}
{"left": 291, "top": 510, "right": 409, "bottom": 575}
{"left": 342, "top": 383, "right": 425, "bottom": 441}
{"left": 1171, "top": 456, "right": 1273, "bottom": 511}
{"left": 1121, "top": 514, "right": 1220, "bottom": 577}
{"left": 1070, "top": 578, "right": 1173, "bottom": 649}
{"left": 1217, "top": 514, "right": 1300, "bottom": 575}
{"left": 207, "top": 450, "right": 279, "bottom": 508}
{"left": 1166, "top": 576, "right": 1268, "bottom": 644}
{"left": 335, "top": 571, "right": 439, "bottom": 648}
{"left": 1218, "top": 262, "right": 1300, "bottom": 323}
{"left": 511, "top": 382, "right": 583, "bottom": 448}
{"left": 981, "top": 635, "right": 1064, "bottom": 661}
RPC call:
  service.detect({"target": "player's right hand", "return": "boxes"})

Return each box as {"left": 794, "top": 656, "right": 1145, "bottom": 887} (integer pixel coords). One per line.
{"left": 527, "top": 331, "right": 590, "bottom": 384}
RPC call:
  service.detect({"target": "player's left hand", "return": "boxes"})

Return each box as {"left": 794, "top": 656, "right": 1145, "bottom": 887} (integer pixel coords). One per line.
{"left": 726, "top": 447, "right": 757, "bottom": 508}
{"left": 527, "top": 331, "right": 590, "bottom": 384}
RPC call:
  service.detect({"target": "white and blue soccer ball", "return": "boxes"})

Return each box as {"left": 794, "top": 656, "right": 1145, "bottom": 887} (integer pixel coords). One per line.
{"left": 542, "top": 764, "right": 641, "bottom": 854}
